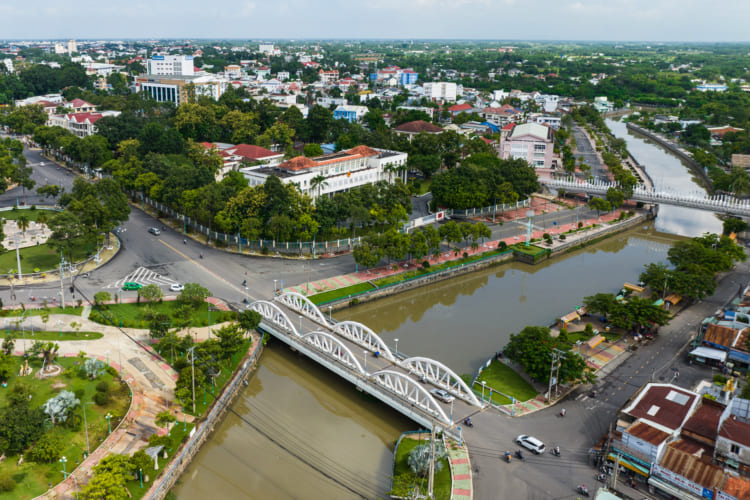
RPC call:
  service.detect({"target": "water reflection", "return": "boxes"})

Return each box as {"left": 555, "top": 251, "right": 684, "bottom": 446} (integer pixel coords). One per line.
{"left": 606, "top": 118, "right": 722, "bottom": 237}
{"left": 173, "top": 346, "right": 411, "bottom": 500}
{"left": 338, "top": 225, "right": 680, "bottom": 374}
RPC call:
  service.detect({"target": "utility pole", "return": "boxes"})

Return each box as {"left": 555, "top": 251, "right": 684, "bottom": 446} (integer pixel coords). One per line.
{"left": 548, "top": 349, "right": 566, "bottom": 400}
{"left": 187, "top": 347, "right": 196, "bottom": 414}
{"left": 612, "top": 454, "right": 621, "bottom": 490}
{"left": 427, "top": 423, "right": 436, "bottom": 499}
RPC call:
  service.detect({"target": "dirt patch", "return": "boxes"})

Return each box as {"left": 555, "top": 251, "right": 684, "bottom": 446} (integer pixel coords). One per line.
{"left": 51, "top": 381, "right": 67, "bottom": 389}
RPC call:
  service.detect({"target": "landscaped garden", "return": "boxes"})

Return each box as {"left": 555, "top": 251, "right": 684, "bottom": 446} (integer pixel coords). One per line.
{"left": 0, "top": 243, "right": 89, "bottom": 275}
{"left": 389, "top": 434, "right": 452, "bottom": 500}
{"left": 472, "top": 360, "right": 538, "bottom": 406}
{"left": 0, "top": 351, "right": 130, "bottom": 499}
{"left": 89, "top": 296, "right": 235, "bottom": 329}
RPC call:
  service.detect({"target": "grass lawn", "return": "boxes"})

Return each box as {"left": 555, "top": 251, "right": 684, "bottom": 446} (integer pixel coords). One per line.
{"left": 2, "top": 306, "right": 83, "bottom": 318}
{"left": 0, "top": 243, "right": 89, "bottom": 274}
{"left": 408, "top": 179, "right": 432, "bottom": 195}
{"left": 511, "top": 243, "right": 548, "bottom": 256}
{"left": 89, "top": 301, "right": 236, "bottom": 329}
{"left": 0, "top": 208, "right": 55, "bottom": 222}
{"left": 474, "top": 360, "right": 538, "bottom": 405}
{"left": 2, "top": 331, "right": 102, "bottom": 341}
{"left": 0, "top": 356, "right": 130, "bottom": 499}
{"left": 390, "top": 435, "right": 451, "bottom": 500}
{"left": 308, "top": 282, "right": 375, "bottom": 305}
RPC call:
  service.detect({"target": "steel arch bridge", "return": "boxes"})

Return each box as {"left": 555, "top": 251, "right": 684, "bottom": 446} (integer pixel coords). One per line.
{"left": 249, "top": 300, "right": 299, "bottom": 336}
{"left": 332, "top": 321, "right": 395, "bottom": 361}
{"left": 301, "top": 331, "right": 364, "bottom": 374}
{"left": 275, "top": 291, "right": 328, "bottom": 325}
{"left": 402, "top": 357, "right": 482, "bottom": 407}
{"left": 371, "top": 370, "right": 450, "bottom": 424}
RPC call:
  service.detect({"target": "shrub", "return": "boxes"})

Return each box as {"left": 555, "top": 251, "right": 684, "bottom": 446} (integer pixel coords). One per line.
{"left": 713, "top": 374, "right": 728, "bottom": 385}
{"left": 578, "top": 221, "right": 583, "bottom": 228}
{"left": 421, "top": 260, "right": 430, "bottom": 269}
{"left": 559, "top": 234, "right": 566, "bottom": 240}
{"left": 584, "top": 323, "right": 595, "bottom": 337}
{"left": 29, "top": 432, "right": 63, "bottom": 463}
{"left": 74, "top": 388, "right": 85, "bottom": 400}
{"left": 261, "top": 247, "right": 269, "bottom": 255}
{"left": 543, "top": 233, "right": 551, "bottom": 240}
{"left": 498, "top": 241, "right": 507, "bottom": 250}
{"left": 93, "top": 391, "right": 110, "bottom": 406}
{"left": 462, "top": 252, "right": 468, "bottom": 259}
{"left": 0, "top": 474, "right": 15, "bottom": 492}
{"left": 96, "top": 381, "right": 109, "bottom": 393}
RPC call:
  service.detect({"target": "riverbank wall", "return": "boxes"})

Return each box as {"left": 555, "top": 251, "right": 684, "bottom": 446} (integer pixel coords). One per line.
{"left": 144, "top": 334, "right": 264, "bottom": 500}
{"left": 625, "top": 122, "right": 714, "bottom": 193}
{"left": 329, "top": 210, "right": 655, "bottom": 311}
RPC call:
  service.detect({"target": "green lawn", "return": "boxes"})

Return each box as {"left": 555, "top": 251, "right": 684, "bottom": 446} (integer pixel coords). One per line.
{"left": 308, "top": 282, "right": 375, "bottom": 305}
{"left": 474, "top": 360, "right": 538, "bottom": 405}
{"left": 0, "top": 243, "right": 89, "bottom": 274}
{"left": 2, "top": 306, "right": 83, "bottom": 318}
{"left": 89, "top": 301, "right": 236, "bottom": 329}
{"left": 2, "top": 331, "right": 102, "bottom": 341}
{"left": 0, "top": 208, "right": 56, "bottom": 222}
{"left": 390, "top": 435, "right": 451, "bottom": 500}
{"left": 0, "top": 356, "right": 130, "bottom": 499}
{"left": 511, "top": 243, "right": 548, "bottom": 256}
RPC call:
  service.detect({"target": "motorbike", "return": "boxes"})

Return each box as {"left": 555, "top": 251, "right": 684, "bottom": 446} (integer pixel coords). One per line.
{"left": 577, "top": 485, "right": 590, "bottom": 497}
{"left": 515, "top": 450, "right": 524, "bottom": 461}
{"left": 504, "top": 451, "right": 511, "bottom": 463}
{"left": 463, "top": 418, "right": 473, "bottom": 428}
{"left": 551, "top": 447, "right": 561, "bottom": 457}
{"left": 596, "top": 473, "right": 607, "bottom": 482}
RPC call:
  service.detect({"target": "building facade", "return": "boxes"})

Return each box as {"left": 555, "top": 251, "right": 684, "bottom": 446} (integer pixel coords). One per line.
{"left": 147, "top": 55, "right": 195, "bottom": 77}
{"left": 134, "top": 75, "right": 227, "bottom": 105}
{"left": 499, "top": 123, "right": 555, "bottom": 168}
{"left": 424, "top": 82, "right": 457, "bottom": 102}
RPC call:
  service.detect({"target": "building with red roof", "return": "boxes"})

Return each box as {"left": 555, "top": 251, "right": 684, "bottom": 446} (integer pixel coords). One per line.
{"left": 393, "top": 120, "right": 443, "bottom": 140}
{"left": 48, "top": 110, "right": 120, "bottom": 137}
{"left": 241, "top": 145, "right": 407, "bottom": 201}
{"left": 447, "top": 103, "right": 473, "bottom": 116}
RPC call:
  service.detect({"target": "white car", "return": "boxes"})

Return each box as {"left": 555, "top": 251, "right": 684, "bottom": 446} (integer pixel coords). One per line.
{"left": 170, "top": 283, "right": 184, "bottom": 292}
{"left": 516, "top": 435, "right": 546, "bottom": 454}
{"left": 430, "top": 388, "right": 455, "bottom": 403}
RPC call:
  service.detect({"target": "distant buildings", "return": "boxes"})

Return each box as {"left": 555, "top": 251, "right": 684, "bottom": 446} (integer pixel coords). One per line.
{"left": 393, "top": 120, "right": 443, "bottom": 140}
{"left": 424, "top": 82, "right": 457, "bottom": 102}
{"left": 134, "top": 75, "right": 227, "bottom": 105}
{"left": 593, "top": 96, "right": 613, "bottom": 113}
{"left": 333, "top": 105, "right": 368, "bottom": 123}
{"left": 696, "top": 83, "right": 728, "bottom": 92}
{"left": 48, "top": 110, "right": 121, "bottom": 137}
{"left": 147, "top": 54, "right": 194, "bottom": 77}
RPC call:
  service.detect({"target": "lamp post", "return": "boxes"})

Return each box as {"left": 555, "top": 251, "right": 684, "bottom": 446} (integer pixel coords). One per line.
{"left": 70, "top": 474, "right": 79, "bottom": 500}
{"left": 298, "top": 315, "right": 302, "bottom": 334}
{"left": 394, "top": 338, "right": 399, "bottom": 360}
{"left": 450, "top": 398, "right": 454, "bottom": 425}
{"left": 104, "top": 350, "right": 110, "bottom": 367}
{"left": 139, "top": 468, "right": 143, "bottom": 488}
{"left": 481, "top": 381, "right": 487, "bottom": 405}
{"left": 82, "top": 402, "right": 94, "bottom": 455}
{"left": 273, "top": 279, "right": 277, "bottom": 297}
{"left": 363, "top": 350, "right": 367, "bottom": 375}
{"left": 105, "top": 413, "right": 112, "bottom": 435}
{"left": 328, "top": 305, "right": 333, "bottom": 324}
{"left": 59, "top": 456, "right": 67, "bottom": 479}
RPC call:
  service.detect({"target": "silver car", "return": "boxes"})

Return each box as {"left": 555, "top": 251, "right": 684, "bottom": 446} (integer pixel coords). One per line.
{"left": 430, "top": 388, "right": 455, "bottom": 403}
{"left": 516, "top": 435, "right": 546, "bottom": 454}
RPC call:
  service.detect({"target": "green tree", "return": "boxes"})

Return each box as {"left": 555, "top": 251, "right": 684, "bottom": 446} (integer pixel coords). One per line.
{"left": 177, "top": 283, "right": 210, "bottom": 308}
{"left": 28, "top": 431, "right": 64, "bottom": 463}
{"left": 0, "top": 403, "right": 46, "bottom": 453}
{"left": 582, "top": 293, "right": 619, "bottom": 318}
{"left": 81, "top": 454, "right": 134, "bottom": 500}
{"left": 138, "top": 284, "right": 163, "bottom": 304}
{"left": 213, "top": 323, "right": 246, "bottom": 360}
{"left": 303, "top": 143, "right": 324, "bottom": 157}
{"left": 723, "top": 217, "right": 749, "bottom": 236}
{"left": 93, "top": 291, "right": 111, "bottom": 306}
{"left": 154, "top": 411, "right": 176, "bottom": 430}
{"left": 588, "top": 197, "right": 611, "bottom": 216}
{"left": 237, "top": 310, "right": 261, "bottom": 335}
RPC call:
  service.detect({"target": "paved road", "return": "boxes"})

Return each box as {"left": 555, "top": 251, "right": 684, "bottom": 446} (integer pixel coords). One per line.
{"left": 572, "top": 125, "right": 608, "bottom": 182}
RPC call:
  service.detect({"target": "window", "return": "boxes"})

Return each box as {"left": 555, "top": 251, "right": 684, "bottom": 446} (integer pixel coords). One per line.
{"left": 534, "top": 144, "right": 546, "bottom": 152}
{"left": 731, "top": 444, "right": 740, "bottom": 454}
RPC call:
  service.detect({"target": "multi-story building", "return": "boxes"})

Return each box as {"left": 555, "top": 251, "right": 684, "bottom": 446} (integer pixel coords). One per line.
{"left": 423, "top": 82, "right": 457, "bottom": 102}
{"left": 399, "top": 69, "right": 418, "bottom": 86}
{"left": 2, "top": 58, "right": 14, "bottom": 74}
{"left": 499, "top": 123, "right": 555, "bottom": 168}
{"left": 480, "top": 105, "right": 523, "bottom": 127}
{"left": 48, "top": 110, "right": 121, "bottom": 137}
{"left": 318, "top": 69, "right": 339, "bottom": 84}
{"left": 241, "top": 145, "right": 407, "bottom": 200}
{"left": 224, "top": 64, "right": 242, "bottom": 79}
{"left": 317, "top": 97, "right": 347, "bottom": 108}
{"left": 393, "top": 120, "right": 443, "bottom": 141}
{"left": 147, "top": 55, "right": 194, "bottom": 77}
{"left": 134, "top": 75, "right": 227, "bottom": 105}
{"left": 333, "top": 105, "right": 368, "bottom": 123}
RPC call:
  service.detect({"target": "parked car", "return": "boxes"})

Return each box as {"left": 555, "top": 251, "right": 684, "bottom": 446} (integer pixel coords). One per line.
{"left": 148, "top": 227, "right": 161, "bottom": 235}
{"left": 430, "top": 388, "right": 455, "bottom": 403}
{"left": 516, "top": 435, "right": 546, "bottom": 454}
{"left": 170, "top": 283, "right": 184, "bottom": 292}
{"left": 122, "top": 282, "right": 142, "bottom": 291}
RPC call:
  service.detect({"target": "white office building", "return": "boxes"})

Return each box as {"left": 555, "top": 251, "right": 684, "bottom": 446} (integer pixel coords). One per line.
{"left": 147, "top": 55, "right": 195, "bottom": 77}
{"left": 424, "top": 82, "right": 458, "bottom": 102}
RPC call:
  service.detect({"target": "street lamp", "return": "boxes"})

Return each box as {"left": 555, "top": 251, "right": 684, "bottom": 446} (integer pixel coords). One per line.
{"left": 82, "top": 402, "right": 94, "bottom": 455}
{"left": 273, "top": 279, "right": 277, "bottom": 297}
{"left": 481, "top": 381, "right": 487, "bottom": 405}
{"left": 328, "top": 305, "right": 333, "bottom": 324}
{"left": 105, "top": 413, "right": 113, "bottom": 435}
{"left": 59, "top": 456, "right": 67, "bottom": 479}
{"left": 363, "top": 350, "right": 368, "bottom": 375}
{"left": 104, "top": 350, "right": 110, "bottom": 367}
{"left": 394, "top": 338, "right": 399, "bottom": 360}
{"left": 298, "top": 315, "right": 302, "bottom": 334}
{"left": 450, "top": 398, "right": 454, "bottom": 425}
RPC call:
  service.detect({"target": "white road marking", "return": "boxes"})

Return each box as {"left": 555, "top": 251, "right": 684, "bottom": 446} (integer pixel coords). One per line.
{"left": 106, "top": 266, "right": 178, "bottom": 289}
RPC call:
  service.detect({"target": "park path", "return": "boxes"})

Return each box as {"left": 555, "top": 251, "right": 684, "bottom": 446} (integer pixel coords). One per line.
{"left": 447, "top": 439, "right": 473, "bottom": 500}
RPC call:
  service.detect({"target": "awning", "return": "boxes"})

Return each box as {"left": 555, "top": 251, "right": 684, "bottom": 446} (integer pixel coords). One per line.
{"left": 607, "top": 454, "right": 650, "bottom": 477}
{"left": 689, "top": 346, "right": 727, "bottom": 362}
{"left": 653, "top": 299, "right": 665, "bottom": 307}
{"left": 560, "top": 311, "right": 580, "bottom": 323}
{"left": 624, "top": 282, "right": 645, "bottom": 293}
{"left": 648, "top": 477, "right": 703, "bottom": 500}
{"left": 665, "top": 294, "right": 681, "bottom": 305}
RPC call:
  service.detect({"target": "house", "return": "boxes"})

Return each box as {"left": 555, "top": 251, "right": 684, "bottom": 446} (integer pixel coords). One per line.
{"left": 318, "top": 69, "right": 339, "bottom": 84}
{"left": 499, "top": 123, "right": 555, "bottom": 168}
{"left": 317, "top": 97, "right": 347, "bottom": 108}
{"left": 68, "top": 99, "right": 97, "bottom": 113}
{"left": 255, "top": 66, "right": 271, "bottom": 79}
{"left": 593, "top": 96, "right": 613, "bottom": 113}
{"left": 480, "top": 105, "right": 523, "bottom": 127}
{"left": 333, "top": 105, "right": 368, "bottom": 123}
{"left": 448, "top": 103, "right": 474, "bottom": 117}
{"left": 399, "top": 69, "right": 418, "bottom": 86}
{"left": 48, "top": 110, "right": 121, "bottom": 138}
{"left": 241, "top": 145, "right": 408, "bottom": 200}
{"left": 276, "top": 71, "right": 290, "bottom": 82}
{"left": 707, "top": 126, "right": 744, "bottom": 139}
{"left": 134, "top": 74, "right": 228, "bottom": 105}
{"left": 696, "top": 83, "right": 728, "bottom": 92}
{"left": 532, "top": 114, "right": 562, "bottom": 130}
{"left": 423, "top": 82, "right": 457, "bottom": 102}
{"left": 393, "top": 120, "right": 443, "bottom": 140}
{"left": 650, "top": 442, "right": 726, "bottom": 499}
{"left": 716, "top": 397, "right": 750, "bottom": 469}
{"left": 224, "top": 65, "right": 242, "bottom": 79}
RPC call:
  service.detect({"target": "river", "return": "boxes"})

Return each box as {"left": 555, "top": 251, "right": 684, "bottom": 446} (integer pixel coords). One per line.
{"left": 174, "top": 116, "right": 720, "bottom": 499}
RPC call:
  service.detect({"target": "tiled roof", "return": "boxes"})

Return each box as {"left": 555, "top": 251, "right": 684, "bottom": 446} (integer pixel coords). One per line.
{"left": 226, "top": 144, "right": 280, "bottom": 160}
{"left": 448, "top": 103, "right": 472, "bottom": 112}
{"left": 65, "top": 112, "right": 102, "bottom": 124}
{"left": 393, "top": 120, "right": 443, "bottom": 134}
{"left": 722, "top": 475, "right": 750, "bottom": 500}
{"left": 501, "top": 123, "right": 516, "bottom": 131}
{"left": 277, "top": 156, "right": 315, "bottom": 171}
{"left": 682, "top": 399, "right": 724, "bottom": 441}
{"left": 70, "top": 98, "right": 93, "bottom": 108}
{"left": 346, "top": 145, "right": 379, "bottom": 157}
{"left": 719, "top": 415, "right": 750, "bottom": 447}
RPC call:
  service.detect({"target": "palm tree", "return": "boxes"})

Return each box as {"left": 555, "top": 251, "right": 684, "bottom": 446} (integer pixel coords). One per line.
{"left": 383, "top": 163, "right": 397, "bottom": 183}
{"left": 310, "top": 174, "right": 328, "bottom": 200}
{"left": 16, "top": 214, "right": 29, "bottom": 236}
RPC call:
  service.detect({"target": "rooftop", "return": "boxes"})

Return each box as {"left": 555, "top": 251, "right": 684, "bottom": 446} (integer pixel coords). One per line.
{"left": 622, "top": 384, "right": 698, "bottom": 431}
{"left": 393, "top": 120, "right": 443, "bottom": 134}
{"left": 508, "top": 122, "right": 553, "bottom": 141}
{"left": 626, "top": 421, "right": 670, "bottom": 445}
{"left": 682, "top": 399, "right": 725, "bottom": 442}
{"left": 704, "top": 323, "right": 739, "bottom": 348}
{"left": 719, "top": 415, "right": 750, "bottom": 447}
{"left": 658, "top": 444, "right": 725, "bottom": 491}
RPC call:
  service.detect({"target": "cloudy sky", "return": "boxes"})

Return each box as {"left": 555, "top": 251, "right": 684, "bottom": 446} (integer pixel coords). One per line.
{"left": 1, "top": 0, "right": 747, "bottom": 41}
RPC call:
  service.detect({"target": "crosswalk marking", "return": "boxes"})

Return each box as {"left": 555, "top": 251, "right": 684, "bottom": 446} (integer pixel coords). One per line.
{"left": 106, "top": 266, "right": 178, "bottom": 289}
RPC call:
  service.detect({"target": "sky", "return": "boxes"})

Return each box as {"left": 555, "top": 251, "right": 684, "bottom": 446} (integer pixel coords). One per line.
{"left": 1, "top": 0, "right": 747, "bottom": 42}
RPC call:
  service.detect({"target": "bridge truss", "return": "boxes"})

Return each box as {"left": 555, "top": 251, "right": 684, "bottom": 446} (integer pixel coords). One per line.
{"left": 402, "top": 357, "right": 482, "bottom": 407}
{"left": 371, "top": 370, "right": 450, "bottom": 424}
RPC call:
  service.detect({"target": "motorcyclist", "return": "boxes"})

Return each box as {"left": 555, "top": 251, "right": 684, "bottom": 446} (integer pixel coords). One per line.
{"left": 464, "top": 417, "right": 472, "bottom": 426}
{"left": 560, "top": 408, "right": 567, "bottom": 417}
{"left": 242, "top": 279, "right": 247, "bottom": 287}
{"left": 553, "top": 446, "right": 560, "bottom": 455}
{"left": 183, "top": 239, "right": 187, "bottom": 245}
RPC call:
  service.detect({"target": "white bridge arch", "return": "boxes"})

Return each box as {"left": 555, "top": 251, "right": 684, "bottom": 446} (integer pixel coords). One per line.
{"left": 371, "top": 370, "right": 450, "bottom": 424}
{"left": 275, "top": 291, "right": 328, "bottom": 325}
{"left": 249, "top": 300, "right": 299, "bottom": 336}
{"left": 332, "top": 321, "right": 395, "bottom": 361}
{"left": 402, "top": 357, "right": 482, "bottom": 407}
{"left": 301, "top": 331, "right": 364, "bottom": 374}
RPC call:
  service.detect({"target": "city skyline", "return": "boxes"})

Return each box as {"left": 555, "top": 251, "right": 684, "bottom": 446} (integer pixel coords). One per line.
{"left": 0, "top": 0, "right": 747, "bottom": 42}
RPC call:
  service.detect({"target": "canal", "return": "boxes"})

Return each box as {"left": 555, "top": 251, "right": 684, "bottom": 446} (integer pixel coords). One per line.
{"left": 174, "top": 116, "right": 722, "bottom": 499}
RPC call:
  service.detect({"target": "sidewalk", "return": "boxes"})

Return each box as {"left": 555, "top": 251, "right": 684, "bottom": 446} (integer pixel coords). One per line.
{"left": 446, "top": 439, "right": 473, "bottom": 500}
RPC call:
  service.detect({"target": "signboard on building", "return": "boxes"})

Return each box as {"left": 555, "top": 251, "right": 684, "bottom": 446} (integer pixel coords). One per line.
{"left": 652, "top": 464, "right": 714, "bottom": 499}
